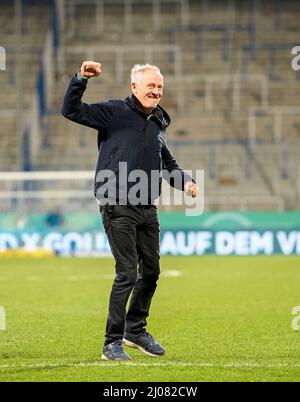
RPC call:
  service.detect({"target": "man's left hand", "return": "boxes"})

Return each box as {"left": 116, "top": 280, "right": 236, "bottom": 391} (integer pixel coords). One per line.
{"left": 184, "top": 181, "right": 199, "bottom": 198}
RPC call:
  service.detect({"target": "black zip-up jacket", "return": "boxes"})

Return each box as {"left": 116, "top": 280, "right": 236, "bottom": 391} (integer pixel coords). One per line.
{"left": 62, "top": 74, "right": 193, "bottom": 205}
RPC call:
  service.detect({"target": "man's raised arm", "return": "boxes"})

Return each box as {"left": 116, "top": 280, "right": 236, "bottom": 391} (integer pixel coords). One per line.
{"left": 61, "top": 61, "right": 115, "bottom": 132}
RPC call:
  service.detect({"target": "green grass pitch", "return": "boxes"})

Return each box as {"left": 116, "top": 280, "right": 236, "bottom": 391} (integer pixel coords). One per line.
{"left": 0, "top": 256, "right": 300, "bottom": 382}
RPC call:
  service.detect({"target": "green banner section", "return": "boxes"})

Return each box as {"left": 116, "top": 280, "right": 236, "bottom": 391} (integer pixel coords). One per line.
{"left": 0, "top": 211, "right": 300, "bottom": 256}
{"left": 1, "top": 211, "right": 300, "bottom": 231}
{"left": 159, "top": 211, "right": 300, "bottom": 230}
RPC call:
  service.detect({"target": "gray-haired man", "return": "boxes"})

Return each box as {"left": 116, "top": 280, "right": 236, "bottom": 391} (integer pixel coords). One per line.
{"left": 62, "top": 61, "right": 198, "bottom": 360}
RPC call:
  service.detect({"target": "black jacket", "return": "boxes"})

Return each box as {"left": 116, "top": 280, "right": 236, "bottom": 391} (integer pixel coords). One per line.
{"left": 62, "top": 74, "right": 193, "bottom": 204}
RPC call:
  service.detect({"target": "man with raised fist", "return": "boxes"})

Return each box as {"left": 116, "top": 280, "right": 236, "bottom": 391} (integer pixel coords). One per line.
{"left": 62, "top": 61, "right": 198, "bottom": 361}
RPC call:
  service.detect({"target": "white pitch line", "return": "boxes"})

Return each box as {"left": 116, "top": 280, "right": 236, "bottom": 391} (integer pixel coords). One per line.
{"left": 1, "top": 362, "right": 300, "bottom": 370}
{"left": 67, "top": 272, "right": 182, "bottom": 281}
{"left": 162, "top": 270, "right": 182, "bottom": 277}
{"left": 26, "top": 276, "right": 42, "bottom": 282}
{"left": 0, "top": 272, "right": 182, "bottom": 283}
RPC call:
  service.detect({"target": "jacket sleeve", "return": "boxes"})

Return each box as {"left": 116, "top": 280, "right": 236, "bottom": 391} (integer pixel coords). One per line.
{"left": 161, "top": 143, "right": 195, "bottom": 191}
{"left": 61, "top": 74, "right": 115, "bottom": 132}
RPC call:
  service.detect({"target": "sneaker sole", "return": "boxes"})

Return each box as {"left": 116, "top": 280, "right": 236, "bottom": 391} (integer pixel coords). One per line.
{"left": 123, "top": 338, "right": 165, "bottom": 358}
{"left": 101, "top": 353, "right": 131, "bottom": 361}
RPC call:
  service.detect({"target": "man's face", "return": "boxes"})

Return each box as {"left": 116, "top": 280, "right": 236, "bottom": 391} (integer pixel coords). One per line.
{"left": 131, "top": 70, "right": 163, "bottom": 112}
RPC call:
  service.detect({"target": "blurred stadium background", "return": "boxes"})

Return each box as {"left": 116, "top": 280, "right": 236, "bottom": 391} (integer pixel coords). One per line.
{"left": 0, "top": 0, "right": 299, "bottom": 256}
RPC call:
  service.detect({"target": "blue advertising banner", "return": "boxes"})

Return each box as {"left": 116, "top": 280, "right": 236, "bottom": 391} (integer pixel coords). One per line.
{"left": 0, "top": 212, "right": 300, "bottom": 256}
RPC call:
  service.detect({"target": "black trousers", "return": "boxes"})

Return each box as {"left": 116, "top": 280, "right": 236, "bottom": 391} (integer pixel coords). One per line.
{"left": 100, "top": 205, "right": 160, "bottom": 346}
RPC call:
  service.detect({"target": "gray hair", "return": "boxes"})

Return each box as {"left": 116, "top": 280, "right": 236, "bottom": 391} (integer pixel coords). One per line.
{"left": 131, "top": 63, "right": 163, "bottom": 83}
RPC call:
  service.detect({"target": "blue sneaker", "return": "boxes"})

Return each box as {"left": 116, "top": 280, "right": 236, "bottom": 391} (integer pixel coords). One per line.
{"left": 101, "top": 340, "right": 131, "bottom": 361}
{"left": 123, "top": 332, "right": 165, "bottom": 357}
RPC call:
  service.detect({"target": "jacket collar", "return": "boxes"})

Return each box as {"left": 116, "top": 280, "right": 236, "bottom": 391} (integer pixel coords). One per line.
{"left": 125, "top": 94, "right": 171, "bottom": 129}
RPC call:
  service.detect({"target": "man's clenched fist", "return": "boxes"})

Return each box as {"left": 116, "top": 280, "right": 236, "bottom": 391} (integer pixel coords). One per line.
{"left": 80, "top": 61, "right": 101, "bottom": 78}
{"left": 184, "top": 181, "right": 199, "bottom": 198}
